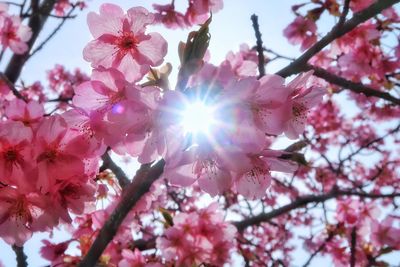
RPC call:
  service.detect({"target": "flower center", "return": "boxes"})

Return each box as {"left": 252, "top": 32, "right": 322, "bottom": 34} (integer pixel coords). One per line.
{"left": 4, "top": 150, "right": 17, "bottom": 162}
{"left": 11, "top": 197, "right": 32, "bottom": 226}
{"left": 38, "top": 149, "right": 58, "bottom": 163}
{"left": 5, "top": 30, "right": 16, "bottom": 40}
{"left": 117, "top": 33, "right": 138, "bottom": 51}
{"left": 292, "top": 103, "right": 307, "bottom": 118}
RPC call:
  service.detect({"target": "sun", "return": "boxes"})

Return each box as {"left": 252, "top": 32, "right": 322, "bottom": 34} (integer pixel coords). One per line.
{"left": 181, "top": 101, "right": 215, "bottom": 135}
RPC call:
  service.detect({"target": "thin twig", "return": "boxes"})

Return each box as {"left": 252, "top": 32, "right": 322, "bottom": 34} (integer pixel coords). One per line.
{"left": 46, "top": 97, "right": 72, "bottom": 102}
{"left": 302, "top": 230, "right": 335, "bottom": 267}
{"left": 30, "top": 5, "right": 77, "bottom": 57}
{"left": 0, "top": 1, "right": 23, "bottom": 7}
{"left": 250, "top": 14, "right": 265, "bottom": 78}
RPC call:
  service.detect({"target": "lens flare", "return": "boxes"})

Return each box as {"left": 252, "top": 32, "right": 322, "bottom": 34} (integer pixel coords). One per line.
{"left": 182, "top": 101, "right": 215, "bottom": 134}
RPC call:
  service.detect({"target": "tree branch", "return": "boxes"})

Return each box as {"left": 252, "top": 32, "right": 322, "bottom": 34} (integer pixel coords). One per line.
{"left": 250, "top": 14, "right": 265, "bottom": 78}
{"left": 350, "top": 227, "right": 357, "bottom": 267}
{"left": 234, "top": 190, "right": 400, "bottom": 231}
{"left": 78, "top": 160, "right": 165, "bottom": 266}
{"left": 338, "top": 0, "right": 351, "bottom": 27}
{"left": 0, "top": 72, "right": 26, "bottom": 100}
{"left": 276, "top": 0, "right": 400, "bottom": 78}
{"left": 100, "top": 152, "right": 130, "bottom": 189}
{"left": 12, "top": 245, "right": 27, "bottom": 267}
{"left": 307, "top": 65, "right": 400, "bottom": 105}
{"left": 4, "top": 0, "right": 57, "bottom": 84}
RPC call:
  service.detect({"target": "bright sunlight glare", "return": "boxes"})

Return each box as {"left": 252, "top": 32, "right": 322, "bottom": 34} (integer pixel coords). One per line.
{"left": 182, "top": 101, "right": 215, "bottom": 134}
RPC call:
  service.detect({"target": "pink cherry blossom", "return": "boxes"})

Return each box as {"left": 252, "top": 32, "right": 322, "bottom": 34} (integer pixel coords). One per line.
{"left": 225, "top": 74, "right": 289, "bottom": 136}
{"left": 34, "top": 115, "right": 92, "bottom": 193}
{"left": 0, "top": 78, "right": 10, "bottom": 96}
{"left": 350, "top": 0, "right": 375, "bottom": 12}
{"left": 371, "top": 217, "right": 400, "bottom": 248}
{"left": 47, "top": 64, "right": 89, "bottom": 102}
{"left": 336, "top": 199, "right": 360, "bottom": 226}
{"left": 283, "top": 16, "right": 317, "bottom": 51}
{"left": 157, "top": 203, "right": 236, "bottom": 266}
{"left": 223, "top": 43, "right": 258, "bottom": 77}
{"left": 233, "top": 150, "right": 298, "bottom": 199}
{"left": 5, "top": 99, "right": 44, "bottom": 126}
{"left": 153, "top": 3, "right": 188, "bottom": 29}
{"left": 0, "top": 121, "right": 33, "bottom": 189}
{"left": 119, "top": 249, "right": 163, "bottom": 267}
{"left": 0, "top": 15, "right": 32, "bottom": 54}
{"left": 190, "top": 0, "right": 223, "bottom": 14}
{"left": 40, "top": 239, "right": 71, "bottom": 263}
{"left": 0, "top": 187, "right": 53, "bottom": 246}
{"left": 277, "top": 71, "right": 326, "bottom": 139}
{"left": 47, "top": 177, "right": 96, "bottom": 223}
{"left": 83, "top": 4, "right": 168, "bottom": 81}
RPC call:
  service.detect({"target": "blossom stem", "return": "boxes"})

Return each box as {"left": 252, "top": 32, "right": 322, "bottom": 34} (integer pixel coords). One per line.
{"left": 12, "top": 245, "right": 27, "bottom": 267}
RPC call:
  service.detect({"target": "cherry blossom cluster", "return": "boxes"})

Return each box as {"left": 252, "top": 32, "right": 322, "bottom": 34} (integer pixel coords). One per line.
{"left": 0, "top": 100, "right": 102, "bottom": 246}
{"left": 8, "top": 0, "right": 400, "bottom": 265}
{"left": 71, "top": 6, "right": 326, "bottom": 203}
{"left": 0, "top": 3, "right": 31, "bottom": 54}
{"left": 156, "top": 203, "right": 236, "bottom": 266}
{"left": 38, "top": 177, "right": 165, "bottom": 266}
{"left": 153, "top": 0, "right": 223, "bottom": 29}
{"left": 285, "top": 0, "right": 400, "bottom": 98}
{"left": 66, "top": 3, "right": 324, "bottom": 200}
{"left": 302, "top": 200, "right": 400, "bottom": 266}
{"left": 54, "top": 0, "right": 87, "bottom": 16}
{"left": 47, "top": 64, "right": 89, "bottom": 109}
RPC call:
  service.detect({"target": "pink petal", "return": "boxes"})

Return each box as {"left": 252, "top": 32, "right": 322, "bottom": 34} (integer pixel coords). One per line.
{"left": 136, "top": 32, "right": 168, "bottom": 66}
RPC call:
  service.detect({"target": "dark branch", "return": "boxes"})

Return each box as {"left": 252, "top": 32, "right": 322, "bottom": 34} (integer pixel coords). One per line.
{"left": 47, "top": 97, "right": 72, "bottom": 102}
{"left": 100, "top": 152, "right": 130, "bottom": 189}
{"left": 307, "top": 65, "right": 400, "bottom": 105}
{"left": 130, "top": 237, "right": 157, "bottom": 251}
{"left": 78, "top": 160, "right": 165, "bottom": 267}
{"left": 250, "top": 14, "right": 265, "bottom": 78}
{"left": 338, "top": 0, "right": 351, "bottom": 26}
{"left": 234, "top": 190, "right": 400, "bottom": 231}
{"left": 276, "top": 0, "right": 400, "bottom": 78}
{"left": 12, "top": 245, "right": 27, "bottom": 267}
{"left": 350, "top": 227, "right": 357, "bottom": 267}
